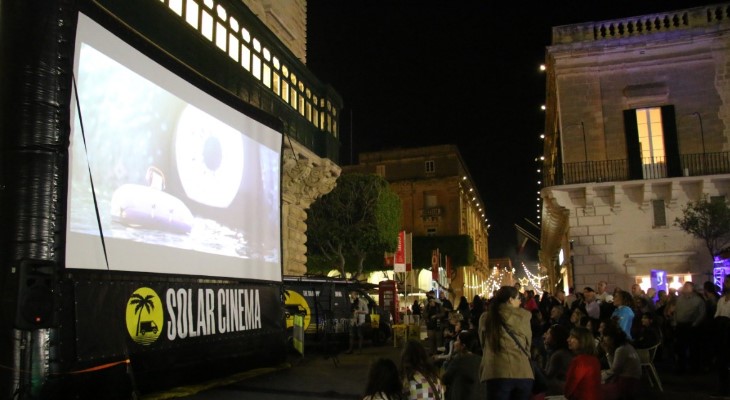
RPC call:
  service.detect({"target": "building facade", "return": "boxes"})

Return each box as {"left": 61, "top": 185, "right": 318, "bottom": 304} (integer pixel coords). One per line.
{"left": 540, "top": 4, "right": 730, "bottom": 293}
{"left": 344, "top": 145, "right": 490, "bottom": 300}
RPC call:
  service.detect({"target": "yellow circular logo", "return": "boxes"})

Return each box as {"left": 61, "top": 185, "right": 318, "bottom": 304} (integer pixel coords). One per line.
{"left": 284, "top": 290, "right": 311, "bottom": 330}
{"left": 126, "top": 287, "right": 164, "bottom": 345}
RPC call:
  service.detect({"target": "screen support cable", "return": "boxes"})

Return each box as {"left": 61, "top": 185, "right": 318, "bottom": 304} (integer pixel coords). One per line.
{"left": 71, "top": 74, "right": 111, "bottom": 271}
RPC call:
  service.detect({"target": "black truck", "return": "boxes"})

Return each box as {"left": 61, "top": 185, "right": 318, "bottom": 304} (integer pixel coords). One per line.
{"left": 283, "top": 275, "right": 392, "bottom": 351}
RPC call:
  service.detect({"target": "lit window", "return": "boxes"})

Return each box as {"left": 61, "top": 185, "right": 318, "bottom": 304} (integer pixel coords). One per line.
{"left": 215, "top": 22, "right": 226, "bottom": 51}
{"left": 170, "top": 0, "right": 183, "bottom": 16}
{"left": 229, "top": 17, "right": 239, "bottom": 31}
{"left": 272, "top": 73, "right": 280, "bottom": 95}
{"left": 636, "top": 107, "right": 666, "bottom": 179}
{"left": 241, "top": 45, "right": 251, "bottom": 71}
{"left": 185, "top": 0, "right": 199, "bottom": 28}
{"left": 427, "top": 228, "right": 437, "bottom": 237}
{"left": 216, "top": 4, "right": 226, "bottom": 19}
{"left": 252, "top": 55, "right": 261, "bottom": 79}
{"left": 228, "top": 34, "right": 239, "bottom": 61}
{"left": 201, "top": 9, "right": 214, "bottom": 41}
{"left": 262, "top": 64, "right": 271, "bottom": 88}
{"left": 281, "top": 81, "right": 289, "bottom": 103}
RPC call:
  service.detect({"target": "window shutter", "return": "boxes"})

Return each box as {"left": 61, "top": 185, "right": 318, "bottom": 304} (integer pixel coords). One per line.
{"left": 652, "top": 199, "right": 666, "bottom": 227}
{"left": 623, "top": 110, "right": 642, "bottom": 180}
{"left": 661, "top": 105, "right": 681, "bottom": 177}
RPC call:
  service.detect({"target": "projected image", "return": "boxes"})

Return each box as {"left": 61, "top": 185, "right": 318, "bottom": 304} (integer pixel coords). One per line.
{"left": 67, "top": 15, "right": 282, "bottom": 281}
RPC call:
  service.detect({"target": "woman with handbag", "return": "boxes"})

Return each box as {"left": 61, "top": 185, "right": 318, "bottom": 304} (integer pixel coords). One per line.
{"left": 479, "top": 286, "right": 535, "bottom": 400}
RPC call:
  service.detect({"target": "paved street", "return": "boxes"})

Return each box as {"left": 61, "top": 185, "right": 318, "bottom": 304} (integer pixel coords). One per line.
{"left": 142, "top": 334, "right": 723, "bottom": 400}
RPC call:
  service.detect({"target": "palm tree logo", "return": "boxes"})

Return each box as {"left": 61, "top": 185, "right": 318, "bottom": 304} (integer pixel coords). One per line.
{"left": 125, "top": 287, "right": 163, "bottom": 345}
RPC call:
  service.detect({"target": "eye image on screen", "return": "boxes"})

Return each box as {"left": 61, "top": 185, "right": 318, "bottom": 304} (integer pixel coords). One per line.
{"left": 66, "top": 15, "right": 282, "bottom": 281}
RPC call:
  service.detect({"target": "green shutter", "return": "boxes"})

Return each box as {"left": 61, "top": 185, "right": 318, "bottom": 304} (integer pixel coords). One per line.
{"left": 623, "top": 110, "right": 642, "bottom": 180}
{"left": 661, "top": 105, "right": 682, "bottom": 177}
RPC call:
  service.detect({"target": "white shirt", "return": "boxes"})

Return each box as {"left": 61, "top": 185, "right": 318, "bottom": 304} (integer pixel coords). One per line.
{"left": 354, "top": 297, "right": 369, "bottom": 325}
{"left": 716, "top": 295, "right": 730, "bottom": 319}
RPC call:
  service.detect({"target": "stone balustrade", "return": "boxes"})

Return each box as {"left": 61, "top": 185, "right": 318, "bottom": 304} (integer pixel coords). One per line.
{"left": 552, "top": 3, "right": 730, "bottom": 44}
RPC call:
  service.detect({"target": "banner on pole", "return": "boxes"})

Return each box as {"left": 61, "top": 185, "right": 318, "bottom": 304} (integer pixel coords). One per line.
{"left": 405, "top": 232, "right": 413, "bottom": 272}
{"left": 394, "top": 230, "right": 406, "bottom": 272}
{"left": 431, "top": 249, "right": 439, "bottom": 280}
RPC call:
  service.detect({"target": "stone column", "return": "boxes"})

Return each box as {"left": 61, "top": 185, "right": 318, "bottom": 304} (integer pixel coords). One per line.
{"left": 281, "top": 141, "right": 340, "bottom": 275}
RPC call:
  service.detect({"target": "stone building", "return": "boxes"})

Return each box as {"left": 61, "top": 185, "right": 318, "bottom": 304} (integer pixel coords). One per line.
{"left": 344, "top": 145, "right": 491, "bottom": 300}
{"left": 540, "top": 3, "right": 730, "bottom": 293}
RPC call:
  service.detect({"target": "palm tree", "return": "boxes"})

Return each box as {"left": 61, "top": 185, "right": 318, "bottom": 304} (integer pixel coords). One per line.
{"left": 129, "top": 293, "right": 155, "bottom": 336}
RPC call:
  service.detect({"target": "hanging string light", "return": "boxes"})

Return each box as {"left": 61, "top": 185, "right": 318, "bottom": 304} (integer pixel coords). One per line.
{"left": 521, "top": 262, "right": 547, "bottom": 295}
{"left": 464, "top": 265, "right": 516, "bottom": 298}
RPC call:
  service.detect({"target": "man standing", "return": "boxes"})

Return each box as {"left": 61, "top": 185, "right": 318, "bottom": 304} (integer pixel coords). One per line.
{"left": 345, "top": 291, "right": 369, "bottom": 354}
{"left": 582, "top": 287, "right": 601, "bottom": 321}
{"left": 596, "top": 281, "right": 613, "bottom": 303}
{"left": 425, "top": 291, "right": 444, "bottom": 355}
{"left": 611, "top": 290, "right": 635, "bottom": 340}
{"left": 673, "top": 281, "right": 706, "bottom": 373}
{"left": 631, "top": 283, "right": 646, "bottom": 300}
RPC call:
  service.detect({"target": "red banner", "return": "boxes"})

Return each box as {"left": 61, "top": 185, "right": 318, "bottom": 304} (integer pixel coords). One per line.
{"left": 446, "top": 255, "right": 452, "bottom": 278}
{"left": 394, "top": 231, "right": 406, "bottom": 272}
{"left": 405, "top": 232, "right": 412, "bottom": 272}
{"left": 431, "top": 249, "right": 439, "bottom": 280}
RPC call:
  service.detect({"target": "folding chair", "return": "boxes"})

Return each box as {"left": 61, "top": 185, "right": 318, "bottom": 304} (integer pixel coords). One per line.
{"left": 637, "top": 343, "right": 663, "bottom": 392}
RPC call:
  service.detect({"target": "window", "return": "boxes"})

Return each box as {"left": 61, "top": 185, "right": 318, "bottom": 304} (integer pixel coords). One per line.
{"left": 624, "top": 105, "right": 680, "bottom": 180}
{"left": 652, "top": 199, "right": 666, "bottom": 227}
{"left": 425, "top": 160, "right": 435, "bottom": 173}
{"left": 426, "top": 228, "right": 437, "bottom": 236}
{"left": 636, "top": 108, "right": 666, "bottom": 179}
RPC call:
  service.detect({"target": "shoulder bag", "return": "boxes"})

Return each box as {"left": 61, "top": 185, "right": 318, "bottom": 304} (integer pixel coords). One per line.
{"left": 503, "top": 324, "right": 548, "bottom": 394}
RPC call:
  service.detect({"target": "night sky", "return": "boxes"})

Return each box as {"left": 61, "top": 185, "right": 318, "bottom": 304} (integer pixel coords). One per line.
{"left": 305, "top": 0, "right": 714, "bottom": 262}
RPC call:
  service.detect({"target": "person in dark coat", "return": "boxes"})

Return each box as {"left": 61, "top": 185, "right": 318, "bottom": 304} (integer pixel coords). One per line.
{"left": 442, "top": 330, "right": 485, "bottom": 400}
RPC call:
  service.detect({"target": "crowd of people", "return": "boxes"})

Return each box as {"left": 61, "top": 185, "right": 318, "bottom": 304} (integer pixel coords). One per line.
{"left": 358, "top": 277, "right": 730, "bottom": 400}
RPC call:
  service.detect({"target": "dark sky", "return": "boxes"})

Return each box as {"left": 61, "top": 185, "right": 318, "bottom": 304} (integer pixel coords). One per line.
{"left": 305, "top": 0, "right": 713, "bottom": 261}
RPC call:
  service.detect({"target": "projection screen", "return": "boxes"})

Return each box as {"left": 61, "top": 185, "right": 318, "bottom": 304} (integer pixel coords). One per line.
{"left": 66, "top": 14, "right": 282, "bottom": 281}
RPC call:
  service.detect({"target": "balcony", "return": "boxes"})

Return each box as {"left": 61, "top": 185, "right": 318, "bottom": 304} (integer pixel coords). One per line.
{"left": 551, "top": 152, "right": 730, "bottom": 186}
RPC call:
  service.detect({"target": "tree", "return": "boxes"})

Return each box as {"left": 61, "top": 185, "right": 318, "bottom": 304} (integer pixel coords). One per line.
{"left": 674, "top": 194, "right": 730, "bottom": 262}
{"left": 129, "top": 293, "right": 155, "bottom": 336}
{"left": 306, "top": 173, "right": 401, "bottom": 279}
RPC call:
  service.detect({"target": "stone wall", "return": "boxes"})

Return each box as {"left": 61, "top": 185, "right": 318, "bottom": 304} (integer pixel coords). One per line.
{"left": 242, "top": 0, "right": 307, "bottom": 63}
{"left": 545, "top": 176, "right": 730, "bottom": 291}
{"left": 282, "top": 140, "right": 340, "bottom": 275}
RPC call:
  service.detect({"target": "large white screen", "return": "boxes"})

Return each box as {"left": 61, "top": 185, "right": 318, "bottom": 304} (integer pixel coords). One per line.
{"left": 66, "top": 14, "right": 282, "bottom": 281}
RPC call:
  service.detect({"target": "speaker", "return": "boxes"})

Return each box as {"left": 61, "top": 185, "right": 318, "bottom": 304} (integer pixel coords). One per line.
{"left": 15, "top": 259, "right": 58, "bottom": 330}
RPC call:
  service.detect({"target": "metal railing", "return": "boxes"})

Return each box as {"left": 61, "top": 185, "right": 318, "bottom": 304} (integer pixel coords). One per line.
{"left": 553, "top": 152, "right": 730, "bottom": 185}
